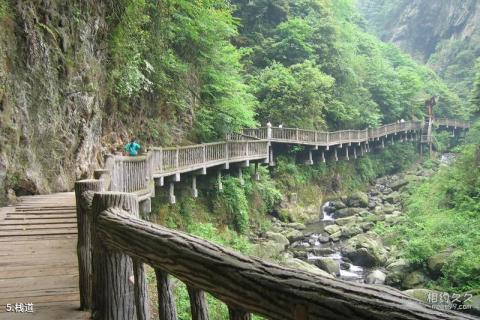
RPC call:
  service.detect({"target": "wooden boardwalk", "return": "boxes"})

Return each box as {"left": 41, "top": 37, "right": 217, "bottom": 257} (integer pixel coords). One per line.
{"left": 0, "top": 193, "right": 89, "bottom": 319}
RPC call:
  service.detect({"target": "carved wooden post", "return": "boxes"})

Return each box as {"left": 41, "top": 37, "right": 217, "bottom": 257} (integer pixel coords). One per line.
{"left": 133, "top": 259, "right": 150, "bottom": 320}
{"left": 91, "top": 192, "right": 145, "bottom": 320}
{"left": 74, "top": 179, "right": 104, "bottom": 310}
{"left": 187, "top": 286, "right": 209, "bottom": 320}
{"left": 155, "top": 269, "right": 177, "bottom": 320}
{"left": 228, "top": 306, "right": 251, "bottom": 320}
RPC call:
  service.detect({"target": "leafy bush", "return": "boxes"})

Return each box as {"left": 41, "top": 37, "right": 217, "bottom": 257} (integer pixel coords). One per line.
{"left": 215, "top": 177, "right": 250, "bottom": 234}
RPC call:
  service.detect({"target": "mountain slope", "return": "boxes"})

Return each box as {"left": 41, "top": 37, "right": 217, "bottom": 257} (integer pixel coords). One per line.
{"left": 357, "top": 0, "right": 480, "bottom": 100}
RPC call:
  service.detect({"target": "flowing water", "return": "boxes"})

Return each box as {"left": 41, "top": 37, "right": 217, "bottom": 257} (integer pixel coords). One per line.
{"left": 291, "top": 202, "right": 366, "bottom": 282}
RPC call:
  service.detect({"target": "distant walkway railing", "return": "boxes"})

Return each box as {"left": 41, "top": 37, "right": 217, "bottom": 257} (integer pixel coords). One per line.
{"left": 235, "top": 119, "right": 469, "bottom": 146}
{"left": 100, "top": 118, "right": 469, "bottom": 198}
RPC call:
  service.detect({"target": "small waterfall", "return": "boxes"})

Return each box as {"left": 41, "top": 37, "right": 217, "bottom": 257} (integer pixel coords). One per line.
{"left": 321, "top": 201, "right": 335, "bottom": 221}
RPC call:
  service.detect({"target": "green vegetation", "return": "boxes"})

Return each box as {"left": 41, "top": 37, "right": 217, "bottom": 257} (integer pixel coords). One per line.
{"left": 377, "top": 122, "right": 480, "bottom": 292}
{"left": 108, "top": 0, "right": 256, "bottom": 142}
{"left": 232, "top": 0, "right": 467, "bottom": 130}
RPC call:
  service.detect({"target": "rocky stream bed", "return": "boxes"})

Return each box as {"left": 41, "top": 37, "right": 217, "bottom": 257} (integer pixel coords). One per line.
{"left": 251, "top": 158, "right": 480, "bottom": 315}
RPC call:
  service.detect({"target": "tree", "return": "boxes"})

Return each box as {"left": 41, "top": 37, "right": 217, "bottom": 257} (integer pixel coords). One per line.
{"left": 253, "top": 60, "right": 334, "bottom": 129}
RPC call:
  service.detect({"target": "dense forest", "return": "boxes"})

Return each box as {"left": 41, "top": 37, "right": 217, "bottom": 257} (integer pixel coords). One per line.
{"left": 1, "top": 0, "right": 479, "bottom": 318}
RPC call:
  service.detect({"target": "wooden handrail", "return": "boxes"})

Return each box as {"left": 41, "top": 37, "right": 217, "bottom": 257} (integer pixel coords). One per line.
{"left": 93, "top": 207, "right": 476, "bottom": 320}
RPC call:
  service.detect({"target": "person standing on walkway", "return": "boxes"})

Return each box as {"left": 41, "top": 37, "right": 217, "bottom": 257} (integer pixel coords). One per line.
{"left": 124, "top": 137, "right": 141, "bottom": 156}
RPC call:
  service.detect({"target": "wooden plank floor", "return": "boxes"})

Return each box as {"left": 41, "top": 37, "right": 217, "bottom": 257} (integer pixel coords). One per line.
{"left": 0, "top": 193, "right": 90, "bottom": 319}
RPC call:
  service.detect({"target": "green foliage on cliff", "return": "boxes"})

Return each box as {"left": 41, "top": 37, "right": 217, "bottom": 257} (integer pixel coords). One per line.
{"left": 108, "top": 0, "right": 256, "bottom": 141}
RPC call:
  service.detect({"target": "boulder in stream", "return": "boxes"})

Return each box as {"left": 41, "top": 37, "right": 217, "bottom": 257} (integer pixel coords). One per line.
{"left": 333, "top": 207, "right": 363, "bottom": 218}
{"left": 313, "top": 257, "right": 340, "bottom": 276}
{"left": 342, "top": 234, "right": 388, "bottom": 268}
{"left": 283, "top": 258, "right": 333, "bottom": 278}
{"left": 365, "top": 269, "right": 386, "bottom": 284}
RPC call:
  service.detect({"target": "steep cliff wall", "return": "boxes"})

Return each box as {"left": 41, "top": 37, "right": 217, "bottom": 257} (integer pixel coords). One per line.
{"left": 357, "top": 0, "right": 480, "bottom": 100}
{"left": 0, "top": 1, "right": 112, "bottom": 203}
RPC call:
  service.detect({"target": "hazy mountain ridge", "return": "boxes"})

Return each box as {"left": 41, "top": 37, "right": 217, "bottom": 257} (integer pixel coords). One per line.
{"left": 357, "top": 0, "right": 480, "bottom": 99}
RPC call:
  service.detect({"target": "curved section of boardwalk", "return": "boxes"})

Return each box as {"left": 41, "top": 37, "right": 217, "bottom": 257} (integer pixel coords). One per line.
{"left": 0, "top": 193, "right": 89, "bottom": 319}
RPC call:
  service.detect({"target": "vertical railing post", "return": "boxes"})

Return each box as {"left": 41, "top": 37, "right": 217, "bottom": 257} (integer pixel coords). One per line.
{"left": 91, "top": 192, "right": 144, "bottom": 320}
{"left": 155, "top": 269, "right": 178, "bottom": 320}
{"left": 175, "top": 147, "right": 179, "bottom": 170}
{"left": 267, "top": 122, "right": 272, "bottom": 140}
{"left": 228, "top": 306, "right": 251, "bottom": 320}
{"left": 74, "top": 179, "right": 104, "bottom": 310}
{"left": 187, "top": 286, "right": 209, "bottom": 320}
{"left": 295, "top": 128, "right": 299, "bottom": 141}
{"left": 159, "top": 147, "right": 164, "bottom": 173}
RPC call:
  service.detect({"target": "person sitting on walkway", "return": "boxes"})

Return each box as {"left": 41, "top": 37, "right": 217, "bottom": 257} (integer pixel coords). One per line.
{"left": 124, "top": 137, "right": 141, "bottom": 156}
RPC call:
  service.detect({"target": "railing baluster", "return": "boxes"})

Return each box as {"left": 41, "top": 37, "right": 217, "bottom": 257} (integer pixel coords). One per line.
{"left": 74, "top": 179, "right": 105, "bottom": 310}
{"left": 155, "top": 269, "right": 178, "bottom": 320}
{"left": 133, "top": 259, "right": 149, "bottom": 320}
{"left": 187, "top": 286, "right": 209, "bottom": 320}
{"left": 228, "top": 306, "right": 251, "bottom": 320}
{"left": 91, "top": 192, "right": 141, "bottom": 319}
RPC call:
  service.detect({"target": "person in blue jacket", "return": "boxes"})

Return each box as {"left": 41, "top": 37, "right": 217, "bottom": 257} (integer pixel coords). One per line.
{"left": 124, "top": 137, "right": 141, "bottom": 156}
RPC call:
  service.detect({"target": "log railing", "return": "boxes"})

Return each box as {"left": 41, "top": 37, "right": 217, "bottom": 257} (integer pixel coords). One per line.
{"left": 74, "top": 191, "right": 477, "bottom": 320}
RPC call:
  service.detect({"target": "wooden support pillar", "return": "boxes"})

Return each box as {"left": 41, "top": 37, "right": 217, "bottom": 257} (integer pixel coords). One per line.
{"left": 307, "top": 149, "right": 313, "bottom": 165}
{"left": 238, "top": 168, "right": 244, "bottom": 186}
{"left": 321, "top": 151, "right": 326, "bottom": 163}
{"left": 353, "top": 146, "right": 357, "bottom": 159}
{"left": 228, "top": 306, "right": 251, "bottom": 320}
{"left": 254, "top": 163, "right": 260, "bottom": 181}
{"left": 381, "top": 138, "right": 385, "bottom": 149}
{"left": 187, "top": 286, "right": 209, "bottom": 320}
{"left": 192, "top": 176, "right": 198, "bottom": 198}
{"left": 155, "top": 176, "right": 164, "bottom": 187}
{"left": 91, "top": 192, "right": 144, "bottom": 320}
{"left": 360, "top": 144, "right": 365, "bottom": 156}
{"left": 269, "top": 145, "right": 275, "bottom": 166}
{"left": 345, "top": 147, "right": 349, "bottom": 160}
{"left": 391, "top": 135, "right": 394, "bottom": 145}
{"left": 169, "top": 182, "right": 176, "bottom": 204}
{"left": 155, "top": 269, "right": 178, "bottom": 320}
{"left": 139, "top": 199, "right": 151, "bottom": 217}
{"left": 74, "top": 179, "right": 104, "bottom": 311}
{"left": 334, "top": 148, "right": 338, "bottom": 161}
{"left": 217, "top": 170, "right": 223, "bottom": 191}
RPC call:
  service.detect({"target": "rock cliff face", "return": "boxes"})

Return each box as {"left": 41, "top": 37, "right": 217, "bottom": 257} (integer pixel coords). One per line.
{"left": 0, "top": 1, "right": 113, "bottom": 203}
{"left": 357, "top": 0, "right": 480, "bottom": 99}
